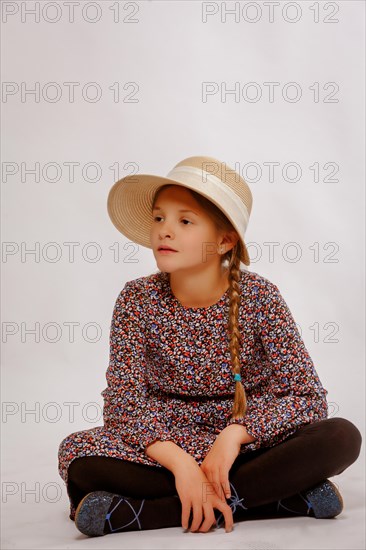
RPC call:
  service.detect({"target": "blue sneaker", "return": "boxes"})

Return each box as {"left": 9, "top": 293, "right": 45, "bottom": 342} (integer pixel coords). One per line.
{"left": 277, "top": 479, "right": 344, "bottom": 519}
{"left": 302, "top": 479, "right": 343, "bottom": 519}
{"left": 75, "top": 491, "right": 145, "bottom": 537}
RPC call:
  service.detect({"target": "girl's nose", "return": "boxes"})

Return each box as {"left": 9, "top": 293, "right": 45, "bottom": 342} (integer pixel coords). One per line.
{"left": 158, "top": 222, "right": 175, "bottom": 239}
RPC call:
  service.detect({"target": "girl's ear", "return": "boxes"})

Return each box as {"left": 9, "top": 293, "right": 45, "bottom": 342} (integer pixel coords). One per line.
{"left": 221, "top": 231, "right": 239, "bottom": 253}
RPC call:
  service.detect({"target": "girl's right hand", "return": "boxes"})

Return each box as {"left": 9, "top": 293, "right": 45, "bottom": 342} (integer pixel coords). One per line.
{"left": 173, "top": 457, "right": 234, "bottom": 533}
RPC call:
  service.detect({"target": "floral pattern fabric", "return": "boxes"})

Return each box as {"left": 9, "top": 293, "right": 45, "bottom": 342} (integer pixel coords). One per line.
{"left": 58, "top": 269, "right": 328, "bottom": 520}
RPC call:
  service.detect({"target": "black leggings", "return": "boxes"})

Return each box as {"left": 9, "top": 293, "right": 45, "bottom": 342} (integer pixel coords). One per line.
{"left": 67, "top": 417, "right": 362, "bottom": 529}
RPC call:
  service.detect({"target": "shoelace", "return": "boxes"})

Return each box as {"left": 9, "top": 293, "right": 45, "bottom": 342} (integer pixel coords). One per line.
{"left": 105, "top": 496, "right": 145, "bottom": 532}
{"left": 276, "top": 492, "right": 313, "bottom": 516}
{"left": 104, "top": 489, "right": 314, "bottom": 533}
{"left": 215, "top": 482, "right": 248, "bottom": 528}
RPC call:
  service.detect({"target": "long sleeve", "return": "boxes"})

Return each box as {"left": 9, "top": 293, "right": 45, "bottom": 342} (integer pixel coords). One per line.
{"left": 226, "top": 279, "right": 328, "bottom": 449}
{"left": 101, "top": 280, "right": 176, "bottom": 452}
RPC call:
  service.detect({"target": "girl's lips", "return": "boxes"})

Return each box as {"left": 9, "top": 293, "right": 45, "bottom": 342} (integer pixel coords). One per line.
{"left": 158, "top": 249, "right": 178, "bottom": 254}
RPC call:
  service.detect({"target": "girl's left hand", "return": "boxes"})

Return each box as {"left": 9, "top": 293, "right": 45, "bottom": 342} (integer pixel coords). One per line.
{"left": 200, "top": 425, "right": 246, "bottom": 502}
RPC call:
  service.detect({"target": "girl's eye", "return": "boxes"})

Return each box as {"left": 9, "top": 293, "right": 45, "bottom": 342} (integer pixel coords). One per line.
{"left": 153, "top": 216, "right": 192, "bottom": 225}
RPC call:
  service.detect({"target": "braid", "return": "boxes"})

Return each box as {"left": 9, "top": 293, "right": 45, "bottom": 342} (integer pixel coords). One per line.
{"left": 226, "top": 248, "right": 247, "bottom": 420}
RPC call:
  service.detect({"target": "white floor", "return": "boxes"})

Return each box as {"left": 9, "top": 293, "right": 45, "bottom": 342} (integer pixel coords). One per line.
{"left": 2, "top": 463, "right": 365, "bottom": 550}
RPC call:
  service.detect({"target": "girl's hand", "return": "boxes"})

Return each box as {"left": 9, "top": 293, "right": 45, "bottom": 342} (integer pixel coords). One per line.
{"left": 200, "top": 425, "right": 249, "bottom": 501}
{"left": 173, "top": 456, "right": 234, "bottom": 533}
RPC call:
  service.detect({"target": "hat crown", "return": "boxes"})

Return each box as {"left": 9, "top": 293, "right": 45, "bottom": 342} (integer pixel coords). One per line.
{"left": 172, "top": 156, "right": 253, "bottom": 216}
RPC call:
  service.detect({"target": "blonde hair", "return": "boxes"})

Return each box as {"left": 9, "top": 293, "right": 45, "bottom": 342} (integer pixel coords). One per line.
{"left": 152, "top": 184, "right": 248, "bottom": 420}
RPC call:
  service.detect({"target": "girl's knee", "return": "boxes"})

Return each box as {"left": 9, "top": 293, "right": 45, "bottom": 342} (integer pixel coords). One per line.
{"left": 324, "top": 417, "right": 362, "bottom": 462}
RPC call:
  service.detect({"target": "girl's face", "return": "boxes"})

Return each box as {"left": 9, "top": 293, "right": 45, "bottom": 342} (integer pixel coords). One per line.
{"left": 150, "top": 186, "right": 225, "bottom": 275}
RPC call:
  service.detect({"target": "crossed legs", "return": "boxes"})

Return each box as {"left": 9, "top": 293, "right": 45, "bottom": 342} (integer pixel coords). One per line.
{"left": 66, "top": 417, "right": 362, "bottom": 531}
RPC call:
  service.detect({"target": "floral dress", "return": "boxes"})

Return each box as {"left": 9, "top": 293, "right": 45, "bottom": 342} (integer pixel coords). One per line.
{"left": 58, "top": 268, "right": 328, "bottom": 520}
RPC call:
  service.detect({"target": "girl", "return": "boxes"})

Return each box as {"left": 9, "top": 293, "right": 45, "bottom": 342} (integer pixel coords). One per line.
{"left": 58, "top": 156, "right": 362, "bottom": 537}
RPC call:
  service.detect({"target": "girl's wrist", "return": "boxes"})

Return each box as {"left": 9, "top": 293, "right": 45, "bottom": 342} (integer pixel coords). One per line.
{"left": 145, "top": 440, "right": 197, "bottom": 474}
{"left": 223, "top": 423, "right": 256, "bottom": 444}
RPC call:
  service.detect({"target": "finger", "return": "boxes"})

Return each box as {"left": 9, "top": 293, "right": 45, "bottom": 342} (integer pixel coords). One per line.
{"left": 217, "top": 467, "right": 230, "bottom": 499}
{"left": 221, "top": 503, "right": 234, "bottom": 533}
{"left": 189, "top": 505, "right": 203, "bottom": 533}
{"left": 198, "top": 509, "right": 216, "bottom": 533}
{"left": 221, "top": 478, "right": 231, "bottom": 499}
{"left": 211, "top": 475, "right": 225, "bottom": 501}
{"left": 181, "top": 502, "right": 192, "bottom": 531}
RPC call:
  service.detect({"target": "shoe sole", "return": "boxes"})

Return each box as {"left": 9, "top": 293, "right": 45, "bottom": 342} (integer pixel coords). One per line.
{"left": 75, "top": 491, "right": 116, "bottom": 537}
{"left": 305, "top": 479, "right": 344, "bottom": 519}
{"left": 75, "top": 493, "right": 91, "bottom": 523}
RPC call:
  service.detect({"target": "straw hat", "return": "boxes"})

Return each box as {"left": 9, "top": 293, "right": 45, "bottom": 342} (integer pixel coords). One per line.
{"left": 107, "top": 156, "right": 253, "bottom": 266}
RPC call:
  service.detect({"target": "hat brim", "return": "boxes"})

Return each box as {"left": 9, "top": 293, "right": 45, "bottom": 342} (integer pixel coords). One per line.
{"left": 107, "top": 174, "right": 250, "bottom": 266}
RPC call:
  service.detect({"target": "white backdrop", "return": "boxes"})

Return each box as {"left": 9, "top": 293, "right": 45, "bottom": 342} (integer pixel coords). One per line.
{"left": 2, "top": 1, "right": 365, "bottom": 549}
